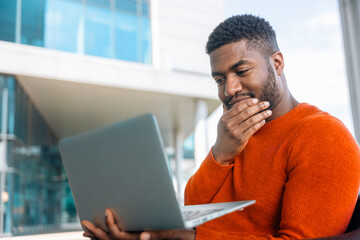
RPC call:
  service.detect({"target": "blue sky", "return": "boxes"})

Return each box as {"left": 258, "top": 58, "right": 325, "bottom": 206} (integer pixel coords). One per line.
{"left": 226, "top": 0, "right": 340, "bottom": 49}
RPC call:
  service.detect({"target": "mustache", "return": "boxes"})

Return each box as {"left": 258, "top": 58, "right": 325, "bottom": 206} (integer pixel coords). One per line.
{"left": 225, "top": 92, "right": 256, "bottom": 109}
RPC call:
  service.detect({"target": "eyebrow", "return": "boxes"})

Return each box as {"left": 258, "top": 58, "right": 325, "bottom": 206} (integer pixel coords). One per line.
{"left": 211, "top": 60, "right": 250, "bottom": 77}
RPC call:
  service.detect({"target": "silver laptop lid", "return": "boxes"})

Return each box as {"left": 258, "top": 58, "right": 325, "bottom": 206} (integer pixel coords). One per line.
{"left": 59, "top": 114, "right": 185, "bottom": 231}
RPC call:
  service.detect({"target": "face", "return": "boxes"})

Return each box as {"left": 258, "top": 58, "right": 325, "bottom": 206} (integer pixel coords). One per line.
{"left": 210, "top": 41, "right": 282, "bottom": 110}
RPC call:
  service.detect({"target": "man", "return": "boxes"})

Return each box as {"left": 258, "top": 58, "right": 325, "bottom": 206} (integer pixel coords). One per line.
{"left": 82, "top": 15, "right": 360, "bottom": 239}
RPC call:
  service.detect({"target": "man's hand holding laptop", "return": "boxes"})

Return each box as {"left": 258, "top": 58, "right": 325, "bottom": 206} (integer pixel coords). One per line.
{"left": 79, "top": 100, "right": 265, "bottom": 240}
{"left": 59, "top": 114, "right": 255, "bottom": 240}
{"left": 81, "top": 209, "right": 195, "bottom": 240}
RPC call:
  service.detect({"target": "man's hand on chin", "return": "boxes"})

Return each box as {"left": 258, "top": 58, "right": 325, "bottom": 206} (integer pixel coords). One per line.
{"left": 81, "top": 209, "right": 196, "bottom": 240}
{"left": 213, "top": 98, "right": 271, "bottom": 165}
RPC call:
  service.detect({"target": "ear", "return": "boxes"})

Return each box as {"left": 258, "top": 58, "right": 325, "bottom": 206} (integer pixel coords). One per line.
{"left": 271, "top": 51, "right": 284, "bottom": 76}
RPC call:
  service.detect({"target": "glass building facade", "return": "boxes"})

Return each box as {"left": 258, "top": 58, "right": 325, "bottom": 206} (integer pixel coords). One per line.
{"left": 0, "top": 0, "right": 152, "bottom": 64}
{"left": 0, "top": 75, "right": 76, "bottom": 235}
{"left": 0, "top": 0, "right": 153, "bottom": 235}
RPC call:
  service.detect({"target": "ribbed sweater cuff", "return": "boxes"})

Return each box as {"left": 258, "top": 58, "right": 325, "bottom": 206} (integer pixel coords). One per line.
{"left": 202, "top": 148, "right": 234, "bottom": 184}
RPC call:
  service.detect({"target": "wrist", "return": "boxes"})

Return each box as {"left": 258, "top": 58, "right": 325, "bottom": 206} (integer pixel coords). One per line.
{"left": 211, "top": 147, "right": 233, "bottom": 165}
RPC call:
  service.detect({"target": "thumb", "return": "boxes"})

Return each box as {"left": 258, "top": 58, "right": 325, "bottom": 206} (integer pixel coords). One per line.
{"left": 140, "top": 231, "right": 177, "bottom": 240}
{"left": 140, "top": 232, "right": 152, "bottom": 240}
{"left": 223, "top": 104, "right": 227, "bottom": 114}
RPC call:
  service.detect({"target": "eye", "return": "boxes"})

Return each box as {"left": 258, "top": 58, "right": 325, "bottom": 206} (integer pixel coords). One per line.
{"left": 236, "top": 69, "right": 250, "bottom": 76}
{"left": 215, "top": 78, "right": 224, "bottom": 85}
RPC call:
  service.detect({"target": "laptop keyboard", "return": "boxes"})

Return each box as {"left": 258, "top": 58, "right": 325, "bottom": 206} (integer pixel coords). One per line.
{"left": 182, "top": 208, "right": 224, "bottom": 221}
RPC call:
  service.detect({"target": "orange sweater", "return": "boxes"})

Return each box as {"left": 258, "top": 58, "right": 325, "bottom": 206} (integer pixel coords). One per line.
{"left": 184, "top": 103, "right": 360, "bottom": 240}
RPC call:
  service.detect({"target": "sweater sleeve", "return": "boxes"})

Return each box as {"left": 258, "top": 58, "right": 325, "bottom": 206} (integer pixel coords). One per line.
{"left": 277, "top": 116, "right": 360, "bottom": 238}
{"left": 193, "top": 116, "right": 360, "bottom": 240}
{"left": 195, "top": 227, "right": 291, "bottom": 240}
{"left": 184, "top": 148, "right": 234, "bottom": 205}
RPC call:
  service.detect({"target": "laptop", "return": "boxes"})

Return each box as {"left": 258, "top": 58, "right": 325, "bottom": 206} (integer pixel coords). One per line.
{"left": 58, "top": 113, "right": 255, "bottom": 231}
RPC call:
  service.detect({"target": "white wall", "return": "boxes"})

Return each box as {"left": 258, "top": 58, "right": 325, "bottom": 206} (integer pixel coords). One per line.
{"left": 157, "top": 0, "right": 224, "bottom": 75}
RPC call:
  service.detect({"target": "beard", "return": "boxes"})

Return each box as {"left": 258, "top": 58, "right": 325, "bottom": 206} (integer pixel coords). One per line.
{"left": 259, "top": 61, "right": 280, "bottom": 110}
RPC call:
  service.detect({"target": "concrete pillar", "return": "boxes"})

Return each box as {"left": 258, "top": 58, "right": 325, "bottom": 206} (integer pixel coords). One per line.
{"left": 339, "top": 0, "right": 360, "bottom": 143}
{"left": 194, "top": 100, "right": 209, "bottom": 169}
{"left": 175, "top": 129, "right": 183, "bottom": 199}
{"left": 0, "top": 88, "right": 8, "bottom": 236}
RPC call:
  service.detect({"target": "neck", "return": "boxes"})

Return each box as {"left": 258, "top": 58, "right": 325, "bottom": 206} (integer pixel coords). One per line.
{"left": 267, "top": 77, "right": 299, "bottom": 122}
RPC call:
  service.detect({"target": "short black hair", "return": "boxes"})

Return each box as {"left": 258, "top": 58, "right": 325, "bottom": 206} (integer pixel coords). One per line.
{"left": 206, "top": 14, "right": 279, "bottom": 57}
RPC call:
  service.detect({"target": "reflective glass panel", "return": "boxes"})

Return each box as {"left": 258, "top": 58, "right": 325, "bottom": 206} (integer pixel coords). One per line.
{"left": 141, "top": 15, "right": 151, "bottom": 64}
{"left": 7, "top": 77, "right": 15, "bottom": 134}
{"left": 142, "top": 0, "right": 149, "bottom": 17}
{"left": 0, "top": 1, "right": 17, "bottom": 42}
{"left": 0, "top": 76, "right": 5, "bottom": 129}
{"left": 84, "top": 0, "right": 112, "bottom": 57}
{"left": 21, "top": 0, "right": 46, "bottom": 47}
{"left": 115, "top": 10, "right": 139, "bottom": 62}
{"left": 44, "top": 0, "right": 82, "bottom": 53}
{"left": 116, "top": 0, "right": 137, "bottom": 14}
{"left": 87, "top": 0, "right": 110, "bottom": 8}
{"left": 1, "top": 0, "right": 152, "bottom": 64}
{"left": 115, "top": 0, "right": 152, "bottom": 63}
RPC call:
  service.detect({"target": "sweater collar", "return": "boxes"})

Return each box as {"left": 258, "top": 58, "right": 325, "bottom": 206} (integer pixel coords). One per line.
{"left": 255, "top": 102, "right": 317, "bottom": 134}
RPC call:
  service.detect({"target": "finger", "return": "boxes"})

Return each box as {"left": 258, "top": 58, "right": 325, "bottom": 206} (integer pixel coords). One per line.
{"left": 105, "top": 209, "right": 125, "bottom": 237}
{"left": 81, "top": 220, "right": 96, "bottom": 233}
{"left": 229, "top": 101, "right": 270, "bottom": 124}
{"left": 224, "top": 98, "right": 259, "bottom": 118}
{"left": 82, "top": 220, "right": 110, "bottom": 240}
{"left": 140, "top": 232, "right": 152, "bottom": 240}
{"left": 140, "top": 231, "right": 175, "bottom": 240}
{"left": 241, "top": 119, "right": 267, "bottom": 139}
{"left": 232, "top": 108, "right": 270, "bottom": 138}
{"left": 221, "top": 101, "right": 269, "bottom": 134}
{"left": 140, "top": 229, "right": 195, "bottom": 240}
{"left": 105, "top": 209, "right": 140, "bottom": 239}
{"left": 239, "top": 109, "right": 272, "bottom": 133}
{"left": 83, "top": 231, "right": 95, "bottom": 238}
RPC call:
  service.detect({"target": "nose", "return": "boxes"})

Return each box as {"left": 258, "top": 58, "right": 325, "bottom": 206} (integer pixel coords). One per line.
{"left": 225, "top": 74, "right": 243, "bottom": 97}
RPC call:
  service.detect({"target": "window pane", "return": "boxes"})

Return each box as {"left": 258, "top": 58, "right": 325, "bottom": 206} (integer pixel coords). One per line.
{"left": 115, "top": 0, "right": 137, "bottom": 14}
{"left": 87, "top": 0, "right": 110, "bottom": 8}
{"left": 0, "top": 1, "right": 17, "bottom": 42}
{"left": 0, "top": 75, "right": 5, "bottom": 130}
{"left": 7, "top": 0, "right": 153, "bottom": 64}
{"left": 141, "top": 16, "right": 151, "bottom": 64}
{"left": 142, "top": 0, "right": 149, "bottom": 17}
{"left": 7, "top": 77, "right": 15, "bottom": 134}
{"left": 44, "top": 0, "right": 82, "bottom": 53}
{"left": 115, "top": 10, "right": 139, "bottom": 62}
{"left": 21, "top": 0, "right": 46, "bottom": 47}
{"left": 9, "top": 77, "right": 64, "bottom": 233}
{"left": 84, "top": 1, "right": 112, "bottom": 58}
